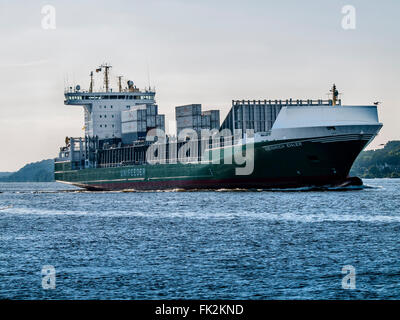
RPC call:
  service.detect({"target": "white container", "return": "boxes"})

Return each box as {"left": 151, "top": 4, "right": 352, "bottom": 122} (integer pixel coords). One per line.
{"left": 121, "top": 120, "right": 147, "bottom": 133}
{"left": 121, "top": 105, "right": 147, "bottom": 123}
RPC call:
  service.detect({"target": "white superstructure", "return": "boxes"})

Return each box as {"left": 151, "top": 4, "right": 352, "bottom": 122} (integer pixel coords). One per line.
{"left": 65, "top": 89, "right": 156, "bottom": 140}
{"left": 64, "top": 64, "right": 156, "bottom": 141}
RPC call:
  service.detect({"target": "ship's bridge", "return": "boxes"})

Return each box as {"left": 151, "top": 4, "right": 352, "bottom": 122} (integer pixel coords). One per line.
{"left": 64, "top": 90, "right": 156, "bottom": 105}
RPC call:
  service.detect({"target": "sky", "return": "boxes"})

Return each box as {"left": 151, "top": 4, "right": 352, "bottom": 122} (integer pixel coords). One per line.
{"left": 0, "top": 0, "right": 398, "bottom": 171}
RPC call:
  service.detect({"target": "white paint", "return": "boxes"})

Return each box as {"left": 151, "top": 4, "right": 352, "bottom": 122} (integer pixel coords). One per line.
{"left": 272, "top": 105, "right": 380, "bottom": 129}
{"left": 66, "top": 93, "right": 155, "bottom": 140}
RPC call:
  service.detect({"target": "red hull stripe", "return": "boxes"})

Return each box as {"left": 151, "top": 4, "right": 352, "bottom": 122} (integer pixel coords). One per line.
{"left": 80, "top": 175, "right": 360, "bottom": 191}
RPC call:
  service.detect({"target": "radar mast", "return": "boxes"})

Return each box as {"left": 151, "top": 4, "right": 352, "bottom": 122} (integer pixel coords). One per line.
{"left": 96, "top": 63, "right": 112, "bottom": 92}
{"left": 330, "top": 84, "right": 339, "bottom": 106}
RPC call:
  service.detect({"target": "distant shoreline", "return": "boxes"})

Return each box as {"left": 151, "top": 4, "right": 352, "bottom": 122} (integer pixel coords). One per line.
{"left": 0, "top": 159, "right": 54, "bottom": 183}
{"left": 350, "top": 141, "right": 400, "bottom": 179}
{"left": 1, "top": 141, "right": 400, "bottom": 182}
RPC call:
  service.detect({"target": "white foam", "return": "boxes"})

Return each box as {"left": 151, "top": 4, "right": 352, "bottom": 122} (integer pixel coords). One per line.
{"left": 3, "top": 206, "right": 400, "bottom": 223}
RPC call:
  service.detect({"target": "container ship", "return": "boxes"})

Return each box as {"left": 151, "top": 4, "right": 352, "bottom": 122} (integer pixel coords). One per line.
{"left": 55, "top": 64, "right": 383, "bottom": 191}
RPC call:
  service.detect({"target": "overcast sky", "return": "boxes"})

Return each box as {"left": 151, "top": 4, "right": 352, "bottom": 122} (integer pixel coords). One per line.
{"left": 0, "top": 0, "right": 398, "bottom": 171}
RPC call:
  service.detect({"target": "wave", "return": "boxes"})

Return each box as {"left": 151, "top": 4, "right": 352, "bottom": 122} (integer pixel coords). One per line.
{"left": 3, "top": 205, "right": 400, "bottom": 223}
{"left": 1, "top": 183, "right": 383, "bottom": 194}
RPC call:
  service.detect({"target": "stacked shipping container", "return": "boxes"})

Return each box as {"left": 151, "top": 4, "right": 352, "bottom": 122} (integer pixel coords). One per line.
{"left": 220, "top": 100, "right": 283, "bottom": 137}
{"left": 176, "top": 104, "right": 202, "bottom": 138}
{"left": 201, "top": 110, "right": 220, "bottom": 130}
{"left": 155, "top": 114, "right": 165, "bottom": 132}
{"left": 121, "top": 104, "right": 166, "bottom": 144}
{"left": 146, "top": 104, "right": 158, "bottom": 129}
{"left": 175, "top": 104, "right": 220, "bottom": 138}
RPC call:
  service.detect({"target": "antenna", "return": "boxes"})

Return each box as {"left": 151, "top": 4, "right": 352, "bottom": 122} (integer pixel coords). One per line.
{"left": 117, "top": 75, "right": 123, "bottom": 92}
{"left": 89, "top": 71, "right": 94, "bottom": 93}
{"left": 98, "top": 63, "right": 112, "bottom": 92}
{"left": 330, "top": 84, "right": 339, "bottom": 106}
{"left": 147, "top": 60, "right": 151, "bottom": 90}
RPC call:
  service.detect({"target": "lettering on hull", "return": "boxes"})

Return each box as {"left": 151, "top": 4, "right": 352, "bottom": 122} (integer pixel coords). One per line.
{"left": 263, "top": 142, "right": 302, "bottom": 152}
{"left": 120, "top": 168, "right": 145, "bottom": 178}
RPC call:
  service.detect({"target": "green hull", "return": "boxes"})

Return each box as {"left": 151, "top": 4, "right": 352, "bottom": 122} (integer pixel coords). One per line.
{"left": 55, "top": 135, "right": 369, "bottom": 190}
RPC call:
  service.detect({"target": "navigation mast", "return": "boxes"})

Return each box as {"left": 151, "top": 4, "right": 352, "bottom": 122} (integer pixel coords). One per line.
{"left": 330, "top": 84, "right": 339, "bottom": 106}
{"left": 117, "top": 76, "right": 123, "bottom": 92}
{"left": 89, "top": 71, "right": 94, "bottom": 93}
{"left": 96, "top": 63, "right": 112, "bottom": 92}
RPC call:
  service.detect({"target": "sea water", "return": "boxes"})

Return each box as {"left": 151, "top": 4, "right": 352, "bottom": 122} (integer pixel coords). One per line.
{"left": 0, "top": 179, "right": 399, "bottom": 299}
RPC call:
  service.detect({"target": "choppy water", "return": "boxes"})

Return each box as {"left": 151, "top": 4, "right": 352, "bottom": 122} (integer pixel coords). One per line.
{"left": 0, "top": 179, "right": 399, "bottom": 299}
